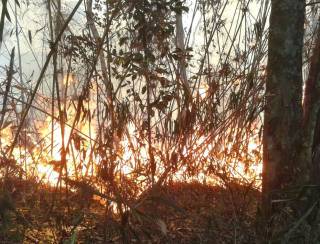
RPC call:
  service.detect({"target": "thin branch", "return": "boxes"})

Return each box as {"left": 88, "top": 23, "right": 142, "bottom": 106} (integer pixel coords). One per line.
{"left": 7, "top": 0, "right": 84, "bottom": 157}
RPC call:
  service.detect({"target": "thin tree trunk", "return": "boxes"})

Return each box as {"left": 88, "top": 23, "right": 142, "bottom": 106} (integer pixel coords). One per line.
{"left": 176, "top": 11, "right": 191, "bottom": 102}
{"left": 86, "top": 0, "right": 113, "bottom": 99}
{"left": 302, "top": 21, "right": 320, "bottom": 185}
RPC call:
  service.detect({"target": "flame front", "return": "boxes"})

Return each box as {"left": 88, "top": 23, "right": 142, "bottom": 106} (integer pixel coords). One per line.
{"left": 0, "top": 73, "right": 262, "bottom": 189}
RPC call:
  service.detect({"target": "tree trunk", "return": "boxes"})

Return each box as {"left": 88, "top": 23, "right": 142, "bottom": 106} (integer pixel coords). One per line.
{"left": 303, "top": 22, "right": 320, "bottom": 185}
{"left": 262, "top": 0, "right": 305, "bottom": 219}
{"left": 176, "top": 11, "right": 191, "bottom": 102}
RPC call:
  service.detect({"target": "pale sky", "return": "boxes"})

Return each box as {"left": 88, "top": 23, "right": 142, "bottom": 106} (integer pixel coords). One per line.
{"left": 0, "top": 0, "right": 263, "bottom": 90}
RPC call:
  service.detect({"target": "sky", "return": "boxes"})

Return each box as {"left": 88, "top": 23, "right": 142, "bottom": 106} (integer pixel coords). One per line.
{"left": 0, "top": 0, "right": 263, "bottom": 93}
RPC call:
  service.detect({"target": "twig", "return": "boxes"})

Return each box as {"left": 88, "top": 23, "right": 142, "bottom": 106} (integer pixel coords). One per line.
{"left": 0, "top": 48, "right": 15, "bottom": 129}
{"left": 6, "top": 0, "right": 84, "bottom": 157}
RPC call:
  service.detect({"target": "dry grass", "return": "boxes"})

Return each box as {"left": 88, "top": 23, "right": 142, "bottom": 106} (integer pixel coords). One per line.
{"left": 0, "top": 178, "right": 260, "bottom": 243}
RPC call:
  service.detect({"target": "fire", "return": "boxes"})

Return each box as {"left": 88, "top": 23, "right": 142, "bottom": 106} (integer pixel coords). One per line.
{"left": 0, "top": 73, "right": 262, "bottom": 189}
{"left": 62, "top": 73, "right": 76, "bottom": 86}
{"left": 38, "top": 116, "right": 71, "bottom": 161}
{"left": 1, "top": 119, "right": 262, "bottom": 188}
{"left": 0, "top": 125, "right": 13, "bottom": 147}
{"left": 0, "top": 74, "right": 99, "bottom": 185}
{"left": 198, "top": 82, "right": 209, "bottom": 99}
{"left": 32, "top": 107, "right": 98, "bottom": 184}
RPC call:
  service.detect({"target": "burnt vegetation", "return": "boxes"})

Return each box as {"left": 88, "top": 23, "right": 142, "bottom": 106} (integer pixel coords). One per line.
{"left": 0, "top": 0, "right": 320, "bottom": 243}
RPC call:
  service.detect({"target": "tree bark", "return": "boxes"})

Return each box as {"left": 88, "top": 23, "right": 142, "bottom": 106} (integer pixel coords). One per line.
{"left": 262, "top": 0, "right": 305, "bottom": 219}
{"left": 303, "top": 22, "right": 320, "bottom": 185}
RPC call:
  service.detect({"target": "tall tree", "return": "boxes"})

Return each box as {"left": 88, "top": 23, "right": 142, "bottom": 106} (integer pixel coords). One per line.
{"left": 262, "top": 0, "right": 305, "bottom": 219}
{"left": 303, "top": 21, "right": 320, "bottom": 186}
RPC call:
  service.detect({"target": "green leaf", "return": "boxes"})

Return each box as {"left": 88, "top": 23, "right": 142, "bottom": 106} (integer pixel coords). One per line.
{"left": 0, "top": 0, "right": 8, "bottom": 45}
{"left": 141, "top": 85, "right": 146, "bottom": 94}
{"left": 28, "top": 30, "right": 32, "bottom": 44}
{"left": 15, "top": 0, "right": 20, "bottom": 8}
{"left": 63, "top": 230, "right": 77, "bottom": 244}
{"left": 119, "top": 36, "right": 128, "bottom": 46}
{"left": 4, "top": 6, "right": 10, "bottom": 23}
{"left": 69, "top": 230, "right": 77, "bottom": 244}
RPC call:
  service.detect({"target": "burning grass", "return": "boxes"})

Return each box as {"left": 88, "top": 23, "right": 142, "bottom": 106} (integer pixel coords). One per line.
{"left": 0, "top": 1, "right": 267, "bottom": 242}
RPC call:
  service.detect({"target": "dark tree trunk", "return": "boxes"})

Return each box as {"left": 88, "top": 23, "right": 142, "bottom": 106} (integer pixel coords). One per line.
{"left": 262, "top": 0, "right": 305, "bottom": 219}
{"left": 303, "top": 24, "right": 320, "bottom": 186}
